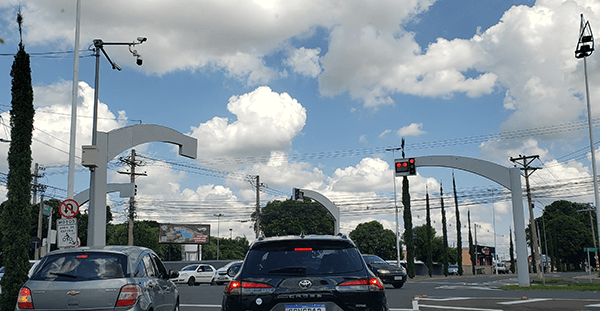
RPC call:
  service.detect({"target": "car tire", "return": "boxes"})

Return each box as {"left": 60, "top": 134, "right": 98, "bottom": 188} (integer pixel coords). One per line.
{"left": 187, "top": 276, "right": 195, "bottom": 286}
{"left": 392, "top": 282, "right": 404, "bottom": 289}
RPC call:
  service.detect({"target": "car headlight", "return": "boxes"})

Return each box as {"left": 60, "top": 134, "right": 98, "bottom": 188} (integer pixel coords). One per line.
{"left": 378, "top": 269, "right": 390, "bottom": 274}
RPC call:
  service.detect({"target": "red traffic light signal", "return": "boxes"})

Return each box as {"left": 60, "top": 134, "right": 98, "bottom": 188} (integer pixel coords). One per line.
{"left": 395, "top": 158, "right": 416, "bottom": 176}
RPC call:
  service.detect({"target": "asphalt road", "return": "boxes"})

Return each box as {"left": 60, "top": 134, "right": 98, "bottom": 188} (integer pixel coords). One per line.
{"left": 177, "top": 272, "right": 600, "bottom": 310}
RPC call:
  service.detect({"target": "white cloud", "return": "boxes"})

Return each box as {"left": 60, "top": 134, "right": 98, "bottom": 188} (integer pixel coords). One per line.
{"left": 379, "top": 129, "right": 392, "bottom": 138}
{"left": 190, "top": 86, "right": 307, "bottom": 162}
{"left": 396, "top": 123, "right": 426, "bottom": 137}
{"left": 284, "top": 47, "right": 322, "bottom": 78}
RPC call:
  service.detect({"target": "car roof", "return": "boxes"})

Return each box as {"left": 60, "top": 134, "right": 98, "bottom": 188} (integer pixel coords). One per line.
{"left": 44, "top": 245, "right": 153, "bottom": 263}
{"left": 250, "top": 234, "right": 355, "bottom": 249}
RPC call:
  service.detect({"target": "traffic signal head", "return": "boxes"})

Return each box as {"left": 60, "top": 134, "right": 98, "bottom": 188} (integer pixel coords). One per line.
{"left": 395, "top": 158, "right": 416, "bottom": 176}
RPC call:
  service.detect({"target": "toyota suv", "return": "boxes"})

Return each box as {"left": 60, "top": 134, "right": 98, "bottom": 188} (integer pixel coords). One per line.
{"left": 222, "top": 234, "right": 389, "bottom": 311}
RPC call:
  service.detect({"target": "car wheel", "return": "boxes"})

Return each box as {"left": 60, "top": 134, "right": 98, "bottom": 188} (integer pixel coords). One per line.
{"left": 187, "top": 276, "right": 195, "bottom": 286}
{"left": 392, "top": 282, "right": 404, "bottom": 289}
{"left": 211, "top": 279, "right": 216, "bottom": 285}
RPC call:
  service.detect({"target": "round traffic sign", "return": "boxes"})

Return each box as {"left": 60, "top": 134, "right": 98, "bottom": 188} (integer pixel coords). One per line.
{"left": 59, "top": 199, "right": 79, "bottom": 218}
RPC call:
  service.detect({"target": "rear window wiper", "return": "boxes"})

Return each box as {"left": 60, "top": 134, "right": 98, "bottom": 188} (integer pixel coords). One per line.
{"left": 268, "top": 266, "right": 307, "bottom": 274}
{"left": 49, "top": 271, "right": 77, "bottom": 278}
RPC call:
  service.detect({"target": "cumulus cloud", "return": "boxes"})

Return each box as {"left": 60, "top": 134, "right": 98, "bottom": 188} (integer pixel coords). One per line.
{"left": 284, "top": 47, "right": 322, "bottom": 78}
{"left": 190, "top": 86, "right": 307, "bottom": 161}
{"left": 396, "top": 123, "right": 426, "bottom": 137}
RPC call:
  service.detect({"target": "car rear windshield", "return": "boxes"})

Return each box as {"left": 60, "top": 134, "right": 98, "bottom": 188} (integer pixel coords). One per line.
{"left": 244, "top": 240, "right": 364, "bottom": 275}
{"left": 30, "top": 252, "right": 128, "bottom": 281}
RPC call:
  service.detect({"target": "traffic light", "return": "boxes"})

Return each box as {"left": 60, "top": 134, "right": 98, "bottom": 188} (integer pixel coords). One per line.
{"left": 293, "top": 188, "right": 304, "bottom": 201}
{"left": 395, "top": 158, "right": 416, "bottom": 176}
{"left": 408, "top": 158, "right": 416, "bottom": 175}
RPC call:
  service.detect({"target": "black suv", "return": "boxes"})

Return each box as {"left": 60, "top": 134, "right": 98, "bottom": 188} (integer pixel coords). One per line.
{"left": 222, "top": 234, "right": 389, "bottom": 311}
{"left": 362, "top": 255, "right": 407, "bottom": 288}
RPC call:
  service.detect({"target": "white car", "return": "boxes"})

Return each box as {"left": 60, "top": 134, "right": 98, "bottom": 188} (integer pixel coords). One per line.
{"left": 171, "top": 263, "right": 216, "bottom": 286}
{"left": 211, "top": 260, "right": 243, "bottom": 285}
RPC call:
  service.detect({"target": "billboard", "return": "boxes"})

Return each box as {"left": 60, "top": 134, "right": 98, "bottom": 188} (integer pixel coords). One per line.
{"left": 159, "top": 224, "right": 210, "bottom": 244}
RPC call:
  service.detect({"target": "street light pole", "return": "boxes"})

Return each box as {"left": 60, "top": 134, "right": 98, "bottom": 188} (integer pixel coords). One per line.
{"left": 87, "top": 37, "right": 146, "bottom": 246}
{"left": 489, "top": 189, "right": 497, "bottom": 275}
{"left": 387, "top": 147, "right": 402, "bottom": 267}
{"left": 576, "top": 15, "right": 600, "bottom": 271}
{"left": 214, "top": 213, "right": 223, "bottom": 260}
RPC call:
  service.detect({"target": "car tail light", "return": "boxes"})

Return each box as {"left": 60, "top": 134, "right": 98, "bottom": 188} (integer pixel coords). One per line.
{"left": 225, "top": 281, "right": 274, "bottom": 295}
{"left": 336, "top": 278, "right": 384, "bottom": 292}
{"left": 116, "top": 285, "right": 140, "bottom": 307}
{"left": 17, "top": 287, "right": 33, "bottom": 309}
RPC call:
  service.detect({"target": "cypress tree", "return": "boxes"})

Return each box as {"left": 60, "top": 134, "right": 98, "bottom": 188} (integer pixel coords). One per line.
{"left": 468, "top": 210, "right": 476, "bottom": 275}
{"left": 509, "top": 227, "right": 516, "bottom": 274}
{"left": 402, "top": 175, "right": 415, "bottom": 278}
{"left": 0, "top": 12, "right": 35, "bottom": 310}
{"left": 425, "top": 188, "right": 433, "bottom": 277}
{"left": 440, "top": 183, "right": 449, "bottom": 276}
{"left": 452, "top": 173, "right": 463, "bottom": 275}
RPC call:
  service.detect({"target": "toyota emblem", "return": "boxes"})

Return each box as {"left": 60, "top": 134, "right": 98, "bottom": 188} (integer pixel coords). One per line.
{"left": 298, "top": 279, "right": 312, "bottom": 289}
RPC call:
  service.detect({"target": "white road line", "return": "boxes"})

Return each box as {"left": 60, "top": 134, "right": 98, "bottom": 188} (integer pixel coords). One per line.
{"left": 497, "top": 298, "right": 552, "bottom": 305}
{"left": 585, "top": 303, "right": 600, "bottom": 308}
{"left": 180, "top": 304, "right": 221, "bottom": 308}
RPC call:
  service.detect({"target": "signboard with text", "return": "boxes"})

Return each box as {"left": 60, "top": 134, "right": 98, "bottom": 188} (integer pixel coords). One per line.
{"left": 57, "top": 218, "right": 78, "bottom": 248}
{"left": 159, "top": 224, "right": 210, "bottom": 244}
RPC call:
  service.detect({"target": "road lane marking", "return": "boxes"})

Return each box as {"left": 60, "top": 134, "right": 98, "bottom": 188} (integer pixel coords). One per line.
{"left": 497, "top": 298, "right": 552, "bottom": 305}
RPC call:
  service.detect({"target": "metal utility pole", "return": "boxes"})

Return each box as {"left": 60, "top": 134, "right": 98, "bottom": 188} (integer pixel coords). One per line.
{"left": 255, "top": 175, "right": 260, "bottom": 239}
{"left": 33, "top": 163, "right": 46, "bottom": 260}
{"left": 118, "top": 149, "right": 146, "bottom": 245}
{"left": 510, "top": 154, "right": 542, "bottom": 278}
{"left": 576, "top": 14, "right": 600, "bottom": 271}
{"left": 214, "top": 213, "right": 223, "bottom": 260}
{"left": 386, "top": 147, "right": 402, "bottom": 268}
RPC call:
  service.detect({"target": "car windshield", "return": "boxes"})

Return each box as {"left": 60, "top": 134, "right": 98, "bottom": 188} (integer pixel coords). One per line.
{"left": 181, "top": 265, "right": 198, "bottom": 271}
{"left": 30, "top": 252, "right": 128, "bottom": 282}
{"left": 363, "top": 255, "right": 386, "bottom": 264}
{"left": 244, "top": 241, "right": 363, "bottom": 275}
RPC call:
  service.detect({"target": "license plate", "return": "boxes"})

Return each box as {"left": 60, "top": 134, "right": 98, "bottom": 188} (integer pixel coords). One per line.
{"left": 394, "top": 276, "right": 403, "bottom": 280}
{"left": 285, "top": 303, "right": 326, "bottom": 311}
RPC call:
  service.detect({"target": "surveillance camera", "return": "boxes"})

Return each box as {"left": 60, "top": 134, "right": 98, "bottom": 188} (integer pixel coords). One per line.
{"left": 136, "top": 55, "right": 143, "bottom": 66}
{"left": 137, "top": 37, "right": 147, "bottom": 43}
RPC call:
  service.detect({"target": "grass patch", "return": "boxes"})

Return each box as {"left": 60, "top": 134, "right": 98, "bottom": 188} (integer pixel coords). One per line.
{"left": 502, "top": 278, "right": 600, "bottom": 291}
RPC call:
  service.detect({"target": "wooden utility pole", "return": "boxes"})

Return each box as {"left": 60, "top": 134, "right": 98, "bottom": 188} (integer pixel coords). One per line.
{"left": 118, "top": 149, "right": 146, "bottom": 245}
{"left": 33, "top": 163, "right": 46, "bottom": 259}
{"left": 510, "top": 154, "right": 542, "bottom": 278}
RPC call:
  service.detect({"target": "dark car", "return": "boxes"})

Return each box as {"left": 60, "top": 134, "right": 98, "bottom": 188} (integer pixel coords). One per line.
{"left": 362, "top": 254, "right": 407, "bottom": 288}
{"left": 16, "top": 246, "right": 179, "bottom": 311}
{"left": 222, "top": 234, "right": 389, "bottom": 311}
{"left": 212, "top": 260, "right": 243, "bottom": 285}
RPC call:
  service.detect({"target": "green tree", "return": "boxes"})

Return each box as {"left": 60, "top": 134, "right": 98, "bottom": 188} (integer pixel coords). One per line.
{"left": 468, "top": 210, "right": 476, "bottom": 275}
{"left": 402, "top": 175, "right": 415, "bottom": 278}
{"left": 440, "top": 184, "right": 449, "bottom": 276}
{"left": 452, "top": 174, "right": 463, "bottom": 275}
{"left": 106, "top": 220, "right": 182, "bottom": 261}
{"left": 349, "top": 221, "right": 397, "bottom": 259}
{"left": 0, "top": 12, "right": 35, "bottom": 310}
{"left": 202, "top": 236, "right": 249, "bottom": 260}
{"left": 258, "top": 199, "right": 334, "bottom": 237}
{"left": 425, "top": 190, "right": 433, "bottom": 277}
{"left": 538, "top": 200, "right": 595, "bottom": 271}
{"left": 509, "top": 227, "right": 516, "bottom": 274}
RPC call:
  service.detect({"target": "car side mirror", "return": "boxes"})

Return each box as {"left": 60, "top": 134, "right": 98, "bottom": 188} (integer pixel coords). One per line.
{"left": 168, "top": 269, "right": 179, "bottom": 279}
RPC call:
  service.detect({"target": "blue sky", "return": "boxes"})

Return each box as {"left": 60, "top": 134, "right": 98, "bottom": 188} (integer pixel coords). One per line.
{"left": 0, "top": 0, "right": 599, "bottom": 259}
